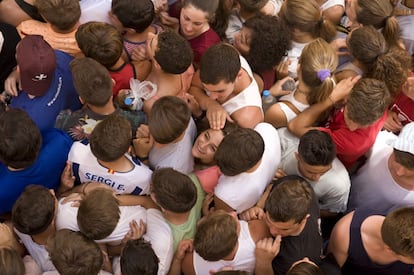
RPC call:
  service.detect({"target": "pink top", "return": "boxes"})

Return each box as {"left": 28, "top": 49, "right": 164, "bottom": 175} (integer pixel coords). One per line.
{"left": 109, "top": 62, "right": 137, "bottom": 97}
{"left": 194, "top": 165, "right": 221, "bottom": 193}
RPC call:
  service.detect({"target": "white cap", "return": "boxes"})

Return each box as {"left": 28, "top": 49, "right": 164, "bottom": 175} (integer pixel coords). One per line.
{"left": 393, "top": 122, "right": 414, "bottom": 155}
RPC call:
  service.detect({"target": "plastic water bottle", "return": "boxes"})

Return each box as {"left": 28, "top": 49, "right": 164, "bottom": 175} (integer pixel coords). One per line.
{"left": 122, "top": 79, "right": 158, "bottom": 111}
{"left": 123, "top": 90, "right": 144, "bottom": 111}
{"left": 262, "top": 89, "right": 276, "bottom": 114}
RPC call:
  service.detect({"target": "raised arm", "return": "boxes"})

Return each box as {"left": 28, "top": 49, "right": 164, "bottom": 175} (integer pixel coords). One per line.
{"left": 288, "top": 76, "right": 360, "bottom": 137}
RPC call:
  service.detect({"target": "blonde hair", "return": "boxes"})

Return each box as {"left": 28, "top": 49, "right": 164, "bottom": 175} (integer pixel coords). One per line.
{"left": 299, "top": 38, "right": 338, "bottom": 105}
{"left": 279, "top": 0, "right": 336, "bottom": 42}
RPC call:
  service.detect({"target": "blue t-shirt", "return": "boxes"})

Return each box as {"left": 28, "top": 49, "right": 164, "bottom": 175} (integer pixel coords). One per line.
{"left": 9, "top": 50, "right": 81, "bottom": 130}
{"left": 0, "top": 128, "right": 73, "bottom": 214}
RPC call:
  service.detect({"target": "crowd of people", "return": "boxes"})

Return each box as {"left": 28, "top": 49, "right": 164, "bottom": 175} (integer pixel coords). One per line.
{"left": 1, "top": 0, "right": 414, "bottom": 274}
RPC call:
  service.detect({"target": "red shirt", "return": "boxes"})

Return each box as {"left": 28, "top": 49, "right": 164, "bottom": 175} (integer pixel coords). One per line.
{"left": 109, "top": 62, "right": 137, "bottom": 97}
{"left": 186, "top": 28, "right": 221, "bottom": 67}
{"left": 318, "top": 107, "right": 387, "bottom": 169}
{"left": 390, "top": 92, "right": 414, "bottom": 126}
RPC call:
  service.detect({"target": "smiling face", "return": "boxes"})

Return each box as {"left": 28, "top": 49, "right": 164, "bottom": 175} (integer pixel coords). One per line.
{"left": 233, "top": 27, "right": 252, "bottom": 56}
{"left": 180, "top": 4, "right": 210, "bottom": 40}
{"left": 192, "top": 129, "right": 225, "bottom": 164}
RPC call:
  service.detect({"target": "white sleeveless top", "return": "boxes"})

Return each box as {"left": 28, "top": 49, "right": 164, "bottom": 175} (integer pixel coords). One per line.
{"left": 278, "top": 91, "right": 309, "bottom": 122}
{"left": 222, "top": 56, "right": 262, "bottom": 115}
{"left": 193, "top": 220, "right": 256, "bottom": 274}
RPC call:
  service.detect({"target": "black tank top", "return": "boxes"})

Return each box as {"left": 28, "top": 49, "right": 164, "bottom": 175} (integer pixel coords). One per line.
{"left": 342, "top": 208, "right": 414, "bottom": 275}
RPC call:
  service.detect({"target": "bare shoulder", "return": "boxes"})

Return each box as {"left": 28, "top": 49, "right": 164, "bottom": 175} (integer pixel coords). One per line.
{"left": 264, "top": 103, "right": 287, "bottom": 128}
{"left": 232, "top": 106, "right": 264, "bottom": 129}
{"left": 248, "top": 219, "right": 271, "bottom": 242}
{"left": 327, "top": 210, "right": 355, "bottom": 267}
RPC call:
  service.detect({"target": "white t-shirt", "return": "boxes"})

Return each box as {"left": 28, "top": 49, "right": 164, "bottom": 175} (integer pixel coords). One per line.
{"left": 348, "top": 131, "right": 414, "bottom": 212}
{"left": 55, "top": 199, "right": 147, "bottom": 246}
{"left": 214, "top": 123, "right": 281, "bottom": 213}
{"left": 68, "top": 141, "right": 152, "bottom": 195}
{"left": 193, "top": 220, "right": 256, "bottom": 275}
{"left": 149, "top": 118, "right": 196, "bottom": 174}
{"left": 222, "top": 56, "right": 262, "bottom": 116}
{"left": 79, "top": 0, "right": 112, "bottom": 24}
{"left": 14, "top": 230, "right": 56, "bottom": 273}
{"left": 112, "top": 209, "right": 174, "bottom": 275}
{"left": 278, "top": 128, "right": 350, "bottom": 213}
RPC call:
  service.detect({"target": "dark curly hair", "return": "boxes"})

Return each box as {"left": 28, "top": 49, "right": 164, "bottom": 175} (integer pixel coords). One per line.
{"left": 243, "top": 14, "right": 291, "bottom": 73}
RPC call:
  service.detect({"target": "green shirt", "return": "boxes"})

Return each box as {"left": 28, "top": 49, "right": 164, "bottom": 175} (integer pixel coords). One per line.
{"left": 169, "top": 173, "right": 205, "bottom": 252}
